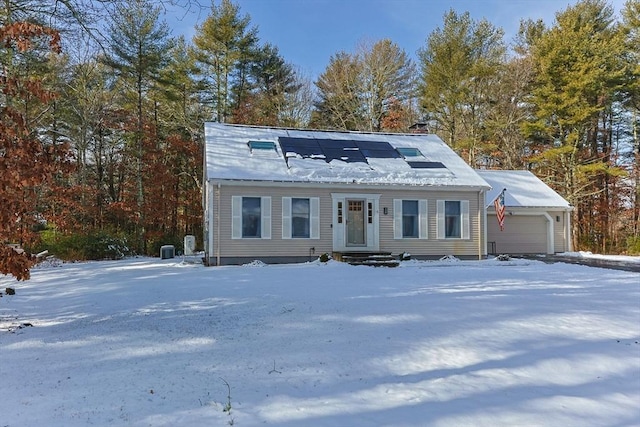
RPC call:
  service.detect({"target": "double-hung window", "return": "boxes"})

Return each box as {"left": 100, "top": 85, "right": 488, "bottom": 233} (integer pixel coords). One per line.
{"left": 242, "top": 197, "right": 261, "bottom": 238}
{"left": 436, "top": 200, "right": 470, "bottom": 239}
{"left": 292, "top": 198, "right": 310, "bottom": 238}
{"left": 282, "top": 197, "right": 320, "bottom": 239}
{"left": 393, "top": 199, "right": 428, "bottom": 239}
{"left": 231, "top": 196, "right": 271, "bottom": 239}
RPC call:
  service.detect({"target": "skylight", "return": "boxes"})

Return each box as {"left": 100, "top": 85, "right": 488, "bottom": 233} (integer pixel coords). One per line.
{"left": 396, "top": 147, "right": 423, "bottom": 158}
{"left": 248, "top": 140, "right": 277, "bottom": 151}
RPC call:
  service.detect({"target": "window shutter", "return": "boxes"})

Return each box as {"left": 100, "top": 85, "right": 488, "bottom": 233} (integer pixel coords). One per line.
{"left": 419, "top": 200, "right": 428, "bottom": 239}
{"left": 461, "top": 200, "right": 470, "bottom": 239}
{"left": 436, "top": 200, "right": 445, "bottom": 239}
{"left": 310, "top": 197, "right": 320, "bottom": 239}
{"left": 282, "top": 197, "right": 291, "bottom": 239}
{"left": 231, "top": 196, "right": 242, "bottom": 239}
{"left": 261, "top": 196, "right": 271, "bottom": 239}
{"left": 393, "top": 199, "right": 402, "bottom": 239}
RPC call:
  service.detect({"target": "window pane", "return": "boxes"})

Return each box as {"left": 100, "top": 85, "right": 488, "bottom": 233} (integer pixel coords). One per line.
{"left": 402, "top": 200, "right": 419, "bottom": 238}
{"left": 291, "top": 198, "right": 310, "bottom": 238}
{"left": 242, "top": 197, "right": 261, "bottom": 238}
{"left": 445, "top": 201, "right": 461, "bottom": 238}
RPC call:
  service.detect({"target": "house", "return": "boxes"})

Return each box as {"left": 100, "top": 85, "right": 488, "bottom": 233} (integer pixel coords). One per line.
{"left": 477, "top": 170, "right": 573, "bottom": 255}
{"left": 203, "top": 123, "right": 493, "bottom": 265}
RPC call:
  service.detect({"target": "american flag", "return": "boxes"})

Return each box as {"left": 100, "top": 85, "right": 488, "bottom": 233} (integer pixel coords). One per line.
{"left": 494, "top": 189, "right": 506, "bottom": 231}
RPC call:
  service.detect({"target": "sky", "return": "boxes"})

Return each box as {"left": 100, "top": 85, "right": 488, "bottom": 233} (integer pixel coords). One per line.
{"left": 165, "top": 0, "right": 628, "bottom": 79}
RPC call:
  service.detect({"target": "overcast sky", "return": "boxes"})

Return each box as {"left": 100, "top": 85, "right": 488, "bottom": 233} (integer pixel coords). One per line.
{"left": 165, "top": 0, "right": 628, "bottom": 79}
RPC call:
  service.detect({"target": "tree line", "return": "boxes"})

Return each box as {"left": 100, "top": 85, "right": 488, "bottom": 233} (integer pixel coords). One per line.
{"left": 1, "top": 0, "right": 638, "bottom": 280}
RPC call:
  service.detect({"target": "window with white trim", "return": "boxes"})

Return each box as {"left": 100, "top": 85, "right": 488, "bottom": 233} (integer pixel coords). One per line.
{"left": 393, "top": 199, "right": 428, "bottom": 239}
{"left": 282, "top": 197, "right": 320, "bottom": 239}
{"left": 232, "top": 196, "right": 271, "bottom": 239}
{"left": 436, "top": 200, "right": 469, "bottom": 239}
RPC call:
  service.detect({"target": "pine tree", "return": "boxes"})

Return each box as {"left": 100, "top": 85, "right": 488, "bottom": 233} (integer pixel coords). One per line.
{"left": 525, "top": 0, "right": 627, "bottom": 251}
{"left": 418, "top": 10, "right": 505, "bottom": 165}
{"left": 191, "top": 0, "right": 258, "bottom": 123}
{"left": 102, "top": 0, "right": 174, "bottom": 253}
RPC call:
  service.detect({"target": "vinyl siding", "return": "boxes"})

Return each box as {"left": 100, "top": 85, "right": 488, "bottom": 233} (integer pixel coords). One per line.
{"left": 550, "top": 210, "right": 569, "bottom": 253}
{"left": 379, "top": 190, "right": 481, "bottom": 257}
{"left": 214, "top": 185, "right": 335, "bottom": 259}
{"left": 206, "top": 182, "right": 484, "bottom": 263}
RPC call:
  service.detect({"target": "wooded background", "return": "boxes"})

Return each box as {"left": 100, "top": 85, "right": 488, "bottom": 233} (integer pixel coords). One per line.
{"left": 1, "top": 0, "right": 638, "bottom": 279}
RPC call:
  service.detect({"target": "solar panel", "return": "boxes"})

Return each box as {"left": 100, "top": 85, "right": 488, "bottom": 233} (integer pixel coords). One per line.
{"left": 279, "top": 137, "right": 402, "bottom": 165}
{"left": 279, "top": 137, "right": 323, "bottom": 158}
{"left": 407, "top": 161, "right": 447, "bottom": 169}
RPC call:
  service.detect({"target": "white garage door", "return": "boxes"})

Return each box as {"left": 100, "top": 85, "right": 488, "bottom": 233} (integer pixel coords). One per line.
{"left": 487, "top": 215, "right": 547, "bottom": 254}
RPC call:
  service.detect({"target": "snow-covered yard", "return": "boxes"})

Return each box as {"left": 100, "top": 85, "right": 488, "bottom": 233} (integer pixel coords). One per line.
{"left": 1, "top": 257, "right": 639, "bottom": 427}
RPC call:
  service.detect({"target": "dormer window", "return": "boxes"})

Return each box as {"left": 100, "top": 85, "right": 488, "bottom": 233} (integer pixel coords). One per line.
{"left": 396, "top": 147, "right": 423, "bottom": 158}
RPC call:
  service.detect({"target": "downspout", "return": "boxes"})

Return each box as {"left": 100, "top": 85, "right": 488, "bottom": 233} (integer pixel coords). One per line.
{"left": 216, "top": 182, "right": 221, "bottom": 266}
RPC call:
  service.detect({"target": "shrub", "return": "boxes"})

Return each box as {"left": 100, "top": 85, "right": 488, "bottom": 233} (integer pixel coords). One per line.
{"left": 626, "top": 236, "right": 640, "bottom": 255}
{"left": 37, "top": 229, "right": 131, "bottom": 261}
{"left": 319, "top": 253, "right": 331, "bottom": 263}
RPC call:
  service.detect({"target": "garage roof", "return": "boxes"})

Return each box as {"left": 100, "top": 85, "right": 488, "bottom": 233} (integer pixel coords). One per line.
{"left": 477, "top": 170, "right": 571, "bottom": 209}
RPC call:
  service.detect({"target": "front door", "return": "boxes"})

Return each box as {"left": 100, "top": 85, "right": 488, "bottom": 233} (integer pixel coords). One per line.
{"left": 331, "top": 193, "right": 380, "bottom": 252}
{"left": 346, "top": 199, "right": 366, "bottom": 246}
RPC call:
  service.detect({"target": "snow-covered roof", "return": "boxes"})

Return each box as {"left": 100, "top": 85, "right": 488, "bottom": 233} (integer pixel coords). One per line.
{"left": 477, "top": 170, "right": 571, "bottom": 209}
{"left": 204, "top": 123, "right": 490, "bottom": 188}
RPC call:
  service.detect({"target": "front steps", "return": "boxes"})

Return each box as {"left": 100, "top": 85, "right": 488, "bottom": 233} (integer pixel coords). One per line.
{"left": 333, "top": 251, "right": 400, "bottom": 267}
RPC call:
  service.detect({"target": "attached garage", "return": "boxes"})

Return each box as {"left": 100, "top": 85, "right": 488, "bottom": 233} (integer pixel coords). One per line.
{"left": 477, "top": 170, "right": 573, "bottom": 255}
{"left": 487, "top": 214, "right": 547, "bottom": 254}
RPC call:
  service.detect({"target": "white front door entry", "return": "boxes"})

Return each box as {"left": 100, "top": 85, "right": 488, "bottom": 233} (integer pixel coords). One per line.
{"left": 332, "top": 193, "right": 380, "bottom": 252}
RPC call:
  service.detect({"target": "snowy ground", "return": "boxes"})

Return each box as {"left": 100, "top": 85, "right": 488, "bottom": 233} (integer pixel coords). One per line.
{"left": 1, "top": 256, "right": 639, "bottom": 427}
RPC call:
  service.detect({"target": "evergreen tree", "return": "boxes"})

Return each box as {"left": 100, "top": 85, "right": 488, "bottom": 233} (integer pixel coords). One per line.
{"left": 418, "top": 10, "right": 505, "bottom": 165}
{"left": 192, "top": 0, "right": 259, "bottom": 123}
{"left": 102, "top": 0, "right": 174, "bottom": 253}
{"left": 525, "top": 0, "right": 627, "bottom": 250}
